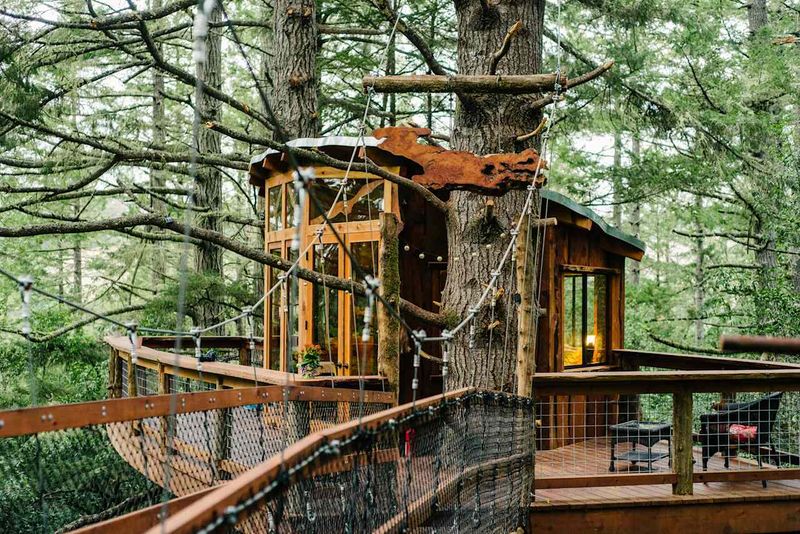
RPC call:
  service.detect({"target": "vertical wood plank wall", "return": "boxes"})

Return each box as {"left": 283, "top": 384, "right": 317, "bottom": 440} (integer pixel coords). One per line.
{"left": 535, "top": 222, "right": 629, "bottom": 450}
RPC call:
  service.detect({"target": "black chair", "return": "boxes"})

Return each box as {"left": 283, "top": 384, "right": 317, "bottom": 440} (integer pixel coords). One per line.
{"left": 699, "top": 392, "right": 782, "bottom": 487}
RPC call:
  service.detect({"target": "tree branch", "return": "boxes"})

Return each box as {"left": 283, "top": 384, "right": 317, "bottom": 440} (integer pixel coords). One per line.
{"left": 368, "top": 0, "right": 449, "bottom": 76}
{"left": 489, "top": 20, "right": 523, "bottom": 75}
{"left": 0, "top": 215, "right": 447, "bottom": 326}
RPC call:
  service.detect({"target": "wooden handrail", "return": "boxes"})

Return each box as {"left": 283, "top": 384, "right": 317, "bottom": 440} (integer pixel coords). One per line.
{"left": 138, "top": 336, "right": 259, "bottom": 349}
{"left": 0, "top": 385, "right": 394, "bottom": 438}
{"left": 148, "top": 388, "right": 478, "bottom": 534}
{"left": 533, "top": 369, "right": 800, "bottom": 395}
{"left": 721, "top": 334, "right": 800, "bottom": 355}
{"left": 107, "top": 336, "right": 388, "bottom": 390}
{"left": 614, "top": 348, "right": 800, "bottom": 371}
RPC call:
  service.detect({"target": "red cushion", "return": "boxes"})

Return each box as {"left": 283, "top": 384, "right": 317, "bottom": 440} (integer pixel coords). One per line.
{"left": 729, "top": 424, "right": 757, "bottom": 442}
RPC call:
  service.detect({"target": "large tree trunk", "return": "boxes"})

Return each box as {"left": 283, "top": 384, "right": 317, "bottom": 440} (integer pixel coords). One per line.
{"left": 271, "top": 0, "right": 319, "bottom": 138}
{"left": 630, "top": 132, "right": 641, "bottom": 284}
{"left": 747, "top": 0, "right": 778, "bottom": 338}
{"left": 150, "top": 0, "right": 166, "bottom": 287}
{"left": 612, "top": 129, "right": 622, "bottom": 228}
{"left": 72, "top": 204, "right": 82, "bottom": 303}
{"left": 194, "top": 6, "right": 224, "bottom": 324}
{"left": 693, "top": 195, "right": 705, "bottom": 343}
{"left": 444, "top": 0, "right": 545, "bottom": 390}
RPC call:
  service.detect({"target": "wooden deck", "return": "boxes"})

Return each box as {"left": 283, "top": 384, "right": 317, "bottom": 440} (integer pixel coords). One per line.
{"left": 532, "top": 437, "right": 800, "bottom": 533}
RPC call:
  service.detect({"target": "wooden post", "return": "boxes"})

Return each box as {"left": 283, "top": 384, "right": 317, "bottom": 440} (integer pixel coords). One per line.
{"left": 126, "top": 353, "right": 137, "bottom": 398}
{"left": 515, "top": 213, "right": 535, "bottom": 398}
{"left": 238, "top": 345, "right": 250, "bottom": 366}
{"left": 108, "top": 349, "right": 123, "bottom": 398}
{"left": 157, "top": 363, "right": 168, "bottom": 394}
{"left": 158, "top": 362, "right": 169, "bottom": 452}
{"left": 672, "top": 391, "right": 694, "bottom": 495}
{"left": 213, "top": 376, "right": 231, "bottom": 481}
{"left": 377, "top": 212, "right": 401, "bottom": 396}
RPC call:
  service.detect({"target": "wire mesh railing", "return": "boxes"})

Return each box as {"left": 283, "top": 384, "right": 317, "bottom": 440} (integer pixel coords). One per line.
{"left": 107, "top": 336, "right": 388, "bottom": 393}
{"left": 151, "top": 389, "right": 535, "bottom": 534}
{"left": 0, "top": 385, "right": 393, "bottom": 533}
{"left": 533, "top": 369, "right": 800, "bottom": 492}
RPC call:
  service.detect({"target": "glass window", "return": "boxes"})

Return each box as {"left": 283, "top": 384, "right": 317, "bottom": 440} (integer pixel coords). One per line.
{"left": 313, "top": 244, "right": 339, "bottom": 368}
{"left": 563, "top": 273, "right": 608, "bottom": 367}
{"left": 285, "top": 184, "right": 296, "bottom": 228}
{"left": 267, "top": 186, "right": 283, "bottom": 232}
{"left": 350, "top": 242, "right": 379, "bottom": 375}
{"left": 309, "top": 180, "right": 384, "bottom": 224}
{"left": 267, "top": 247, "right": 282, "bottom": 370}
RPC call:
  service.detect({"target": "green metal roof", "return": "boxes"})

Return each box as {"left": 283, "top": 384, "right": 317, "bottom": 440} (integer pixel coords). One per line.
{"left": 541, "top": 190, "right": 646, "bottom": 254}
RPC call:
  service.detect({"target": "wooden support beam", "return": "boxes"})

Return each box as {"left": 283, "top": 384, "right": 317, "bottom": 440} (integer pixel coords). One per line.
{"left": 672, "top": 391, "right": 693, "bottom": 495}
{"left": 377, "top": 212, "right": 401, "bottom": 397}
{"left": 720, "top": 334, "right": 800, "bottom": 355}
{"left": 516, "top": 212, "right": 536, "bottom": 398}
{"left": 532, "top": 217, "right": 558, "bottom": 227}
{"left": 363, "top": 73, "right": 567, "bottom": 94}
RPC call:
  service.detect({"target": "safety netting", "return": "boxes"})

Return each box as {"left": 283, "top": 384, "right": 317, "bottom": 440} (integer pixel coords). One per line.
{"left": 157, "top": 389, "right": 535, "bottom": 534}
{"left": 0, "top": 385, "right": 392, "bottom": 533}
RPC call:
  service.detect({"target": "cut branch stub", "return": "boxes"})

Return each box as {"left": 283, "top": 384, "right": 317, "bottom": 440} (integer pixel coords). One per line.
{"left": 372, "top": 127, "right": 547, "bottom": 194}
{"left": 363, "top": 73, "right": 568, "bottom": 94}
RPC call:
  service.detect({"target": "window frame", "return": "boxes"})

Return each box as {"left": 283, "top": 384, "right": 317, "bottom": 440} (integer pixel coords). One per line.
{"left": 560, "top": 266, "right": 614, "bottom": 369}
{"left": 262, "top": 166, "right": 399, "bottom": 376}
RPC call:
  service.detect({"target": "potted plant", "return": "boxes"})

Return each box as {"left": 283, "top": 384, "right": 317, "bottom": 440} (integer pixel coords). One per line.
{"left": 294, "top": 344, "right": 322, "bottom": 378}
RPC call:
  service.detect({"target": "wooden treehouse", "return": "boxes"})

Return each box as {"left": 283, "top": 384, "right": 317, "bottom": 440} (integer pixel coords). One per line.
{"left": 7, "top": 127, "right": 800, "bottom": 533}
{"left": 90, "top": 127, "right": 800, "bottom": 533}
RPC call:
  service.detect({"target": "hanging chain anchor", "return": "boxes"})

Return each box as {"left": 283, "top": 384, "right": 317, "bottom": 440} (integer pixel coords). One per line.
{"left": 362, "top": 275, "right": 380, "bottom": 342}
{"left": 126, "top": 320, "right": 139, "bottom": 365}
{"left": 191, "top": 326, "right": 203, "bottom": 371}
{"left": 441, "top": 329, "right": 452, "bottom": 393}
{"left": 243, "top": 305, "right": 255, "bottom": 355}
{"left": 18, "top": 276, "right": 33, "bottom": 339}
{"left": 410, "top": 329, "right": 426, "bottom": 404}
{"left": 291, "top": 167, "right": 315, "bottom": 251}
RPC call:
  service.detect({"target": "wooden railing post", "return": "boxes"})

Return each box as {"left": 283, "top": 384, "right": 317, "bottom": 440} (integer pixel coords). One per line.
{"left": 377, "top": 212, "right": 401, "bottom": 396}
{"left": 127, "top": 353, "right": 137, "bottom": 398}
{"left": 109, "top": 349, "right": 123, "bottom": 398}
{"left": 672, "top": 390, "right": 693, "bottom": 495}
{"left": 214, "top": 376, "right": 232, "bottom": 481}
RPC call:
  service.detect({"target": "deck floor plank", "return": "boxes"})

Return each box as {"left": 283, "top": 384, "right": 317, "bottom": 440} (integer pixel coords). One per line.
{"left": 535, "top": 436, "right": 800, "bottom": 508}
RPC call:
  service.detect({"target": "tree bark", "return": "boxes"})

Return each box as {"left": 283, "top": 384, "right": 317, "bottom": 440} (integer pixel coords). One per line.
{"left": 748, "top": 0, "right": 768, "bottom": 36}
{"left": 364, "top": 73, "right": 565, "bottom": 94}
{"left": 271, "top": 0, "right": 319, "bottom": 138}
{"left": 150, "top": 0, "right": 166, "bottom": 287}
{"left": 630, "top": 132, "right": 641, "bottom": 284}
{"left": 72, "top": 204, "right": 82, "bottom": 303}
{"left": 693, "top": 195, "right": 705, "bottom": 343}
{"left": 443, "top": 0, "right": 546, "bottom": 390}
{"left": 612, "top": 129, "right": 622, "bottom": 228}
{"left": 378, "top": 213, "right": 401, "bottom": 395}
{"left": 194, "top": 5, "right": 224, "bottom": 324}
{"left": 747, "top": 0, "right": 778, "bottom": 341}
